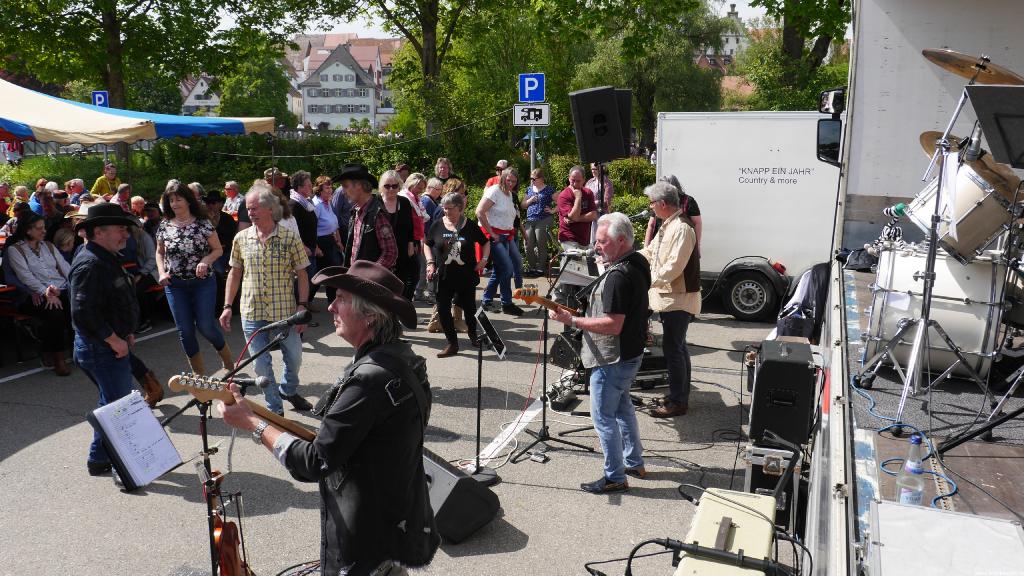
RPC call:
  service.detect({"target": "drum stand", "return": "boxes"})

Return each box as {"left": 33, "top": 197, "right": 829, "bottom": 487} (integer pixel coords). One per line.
{"left": 856, "top": 138, "right": 992, "bottom": 431}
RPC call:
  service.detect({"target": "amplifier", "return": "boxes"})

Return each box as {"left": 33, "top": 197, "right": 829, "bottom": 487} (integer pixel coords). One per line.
{"left": 749, "top": 340, "right": 815, "bottom": 447}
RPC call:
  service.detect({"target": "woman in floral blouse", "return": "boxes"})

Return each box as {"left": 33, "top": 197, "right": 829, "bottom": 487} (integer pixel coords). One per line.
{"left": 156, "top": 182, "right": 233, "bottom": 374}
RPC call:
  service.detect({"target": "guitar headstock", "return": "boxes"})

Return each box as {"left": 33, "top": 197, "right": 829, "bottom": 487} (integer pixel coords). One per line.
{"left": 513, "top": 284, "right": 540, "bottom": 303}
{"left": 168, "top": 372, "right": 231, "bottom": 404}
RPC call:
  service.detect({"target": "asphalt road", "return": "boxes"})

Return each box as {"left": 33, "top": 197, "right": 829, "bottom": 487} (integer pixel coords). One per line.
{"left": 0, "top": 290, "right": 774, "bottom": 576}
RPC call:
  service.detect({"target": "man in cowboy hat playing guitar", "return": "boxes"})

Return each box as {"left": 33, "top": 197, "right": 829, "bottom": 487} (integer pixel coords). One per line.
{"left": 219, "top": 260, "right": 438, "bottom": 576}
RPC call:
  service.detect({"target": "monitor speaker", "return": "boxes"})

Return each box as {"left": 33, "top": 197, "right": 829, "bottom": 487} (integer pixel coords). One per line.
{"left": 569, "top": 86, "right": 629, "bottom": 164}
{"left": 422, "top": 448, "right": 500, "bottom": 543}
{"left": 749, "top": 340, "right": 816, "bottom": 447}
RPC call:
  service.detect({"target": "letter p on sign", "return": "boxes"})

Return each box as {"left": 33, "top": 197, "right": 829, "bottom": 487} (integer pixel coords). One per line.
{"left": 518, "top": 73, "right": 545, "bottom": 103}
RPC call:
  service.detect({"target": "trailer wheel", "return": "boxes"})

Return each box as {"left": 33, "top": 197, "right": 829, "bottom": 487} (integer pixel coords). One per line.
{"left": 722, "top": 271, "right": 778, "bottom": 322}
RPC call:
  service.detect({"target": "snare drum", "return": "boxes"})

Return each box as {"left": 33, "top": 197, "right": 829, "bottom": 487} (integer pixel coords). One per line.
{"left": 906, "top": 163, "right": 1012, "bottom": 264}
{"left": 864, "top": 246, "right": 1005, "bottom": 378}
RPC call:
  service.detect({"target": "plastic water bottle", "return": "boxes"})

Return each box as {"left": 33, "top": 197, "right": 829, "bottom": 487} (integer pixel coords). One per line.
{"left": 895, "top": 434, "right": 925, "bottom": 505}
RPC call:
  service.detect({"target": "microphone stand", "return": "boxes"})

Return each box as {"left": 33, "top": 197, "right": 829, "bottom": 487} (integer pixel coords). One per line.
{"left": 471, "top": 333, "right": 500, "bottom": 486}
{"left": 161, "top": 329, "right": 288, "bottom": 427}
{"left": 158, "top": 329, "right": 288, "bottom": 576}
{"left": 511, "top": 310, "right": 594, "bottom": 464}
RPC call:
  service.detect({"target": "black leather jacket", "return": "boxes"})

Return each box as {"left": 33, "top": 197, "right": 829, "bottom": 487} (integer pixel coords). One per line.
{"left": 284, "top": 340, "right": 439, "bottom": 574}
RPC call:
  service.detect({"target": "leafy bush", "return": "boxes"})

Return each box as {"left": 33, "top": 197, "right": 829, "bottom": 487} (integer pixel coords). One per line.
{"left": 606, "top": 157, "right": 656, "bottom": 198}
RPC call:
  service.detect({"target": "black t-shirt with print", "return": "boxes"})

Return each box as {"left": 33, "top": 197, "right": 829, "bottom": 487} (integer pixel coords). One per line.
{"left": 424, "top": 217, "right": 489, "bottom": 286}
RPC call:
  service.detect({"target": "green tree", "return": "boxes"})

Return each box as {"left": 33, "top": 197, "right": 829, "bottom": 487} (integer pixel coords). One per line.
{"left": 736, "top": 22, "right": 848, "bottom": 110}
{"left": 214, "top": 31, "right": 296, "bottom": 125}
{"left": 748, "top": 0, "right": 851, "bottom": 85}
{"left": 573, "top": 25, "right": 724, "bottom": 150}
{"left": 126, "top": 71, "right": 183, "bottom": 115}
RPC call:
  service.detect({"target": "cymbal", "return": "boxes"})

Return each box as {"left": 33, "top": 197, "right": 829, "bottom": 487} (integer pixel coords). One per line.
{"left": 919, "top": 131, "right": 962, "bottom": 156}
{"left": 918, "top": 131, "right": 1022, "bottom": 202}
{"left": 922, "top": 49, "right": 1024, "bottom": 85}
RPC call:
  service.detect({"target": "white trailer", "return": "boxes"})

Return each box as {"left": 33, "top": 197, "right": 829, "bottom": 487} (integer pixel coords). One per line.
{"left": 656, "top": 111, "right": 841, "bottom": 320}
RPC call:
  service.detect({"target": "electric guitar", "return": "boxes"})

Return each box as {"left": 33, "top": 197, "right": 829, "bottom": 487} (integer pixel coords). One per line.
{"left": 513, "top": 285, "right": 579, "bottom": 316}
{"left": 169, "top": 373, "right": 317, "bottom": 442}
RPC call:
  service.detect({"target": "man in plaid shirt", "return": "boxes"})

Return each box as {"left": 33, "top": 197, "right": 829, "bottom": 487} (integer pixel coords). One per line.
{"left": 219, "top": 181, "right": 313, "bottom": 416}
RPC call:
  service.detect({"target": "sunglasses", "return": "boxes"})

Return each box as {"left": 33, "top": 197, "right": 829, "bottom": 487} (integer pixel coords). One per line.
{"left": 383, "top": 183, "right": 401, "bottom": 189}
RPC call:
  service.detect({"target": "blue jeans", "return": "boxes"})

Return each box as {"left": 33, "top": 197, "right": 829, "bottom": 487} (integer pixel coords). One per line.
{"left": 242, "top": 318, "right": 303, "bottom": 414}
{"left": 590, "top": 356, "right": 644, "bottom": 483}
{"left": 164, "top": 276, "right": 225, "bottom": 358}
{"left": 75, "top": 334, "right": 136, "bottom": 464}
{"left": 483, "top": 235, "right": 523, "bottom": 305}
{"left": 661, "top": 310, "right": 693, "bottom": 406}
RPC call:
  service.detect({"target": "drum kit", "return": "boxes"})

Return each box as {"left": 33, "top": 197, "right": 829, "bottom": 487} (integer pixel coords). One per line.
{"left": 859, "top": 49, "right": 1024, "bottom": 429}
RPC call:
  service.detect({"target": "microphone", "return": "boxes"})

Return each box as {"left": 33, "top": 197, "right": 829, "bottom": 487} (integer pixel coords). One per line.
{"left": 965, "top": 125, "right": 983, "bottom": 161}
{"left": 256, "top": 309, "right": 312, "bottom": 333}
{"left": 629, "top": 209, "right": 652, "bottom": 221}
{"left": 228, "top": 375, "right": 271, "bottom": 389}
{"left": 882, "top": 203, "right": 907, "bottom": 218}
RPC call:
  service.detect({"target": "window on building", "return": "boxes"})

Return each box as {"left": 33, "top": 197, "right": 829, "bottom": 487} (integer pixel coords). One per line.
{"left": 346, "top": 74, "right": 355, "bottom": 81}
{"left": 357, "top": 88, "right": 368, "bottom": 98}
{"left": 331, "top": 89, "right": 342, "bottom": 97}
{"left": 307, "top": 88, "right": 316, "bottom": 97}
{"left": 307, "top": 105, "right": 316, "bottom": 113}
{"left": 709, "top": 57, "right": 717, "bottom": 65}
{"left": 320, "top": 74, "right": 328, "bottom": 81}
{"left": 319, "top": 89, "right": 330, "bottom": 97}
{"left": 359, "top": 105, "right": 369, "bottom": 113}
{"left": 333, "top": 74, "right": 342, "bottom": 81}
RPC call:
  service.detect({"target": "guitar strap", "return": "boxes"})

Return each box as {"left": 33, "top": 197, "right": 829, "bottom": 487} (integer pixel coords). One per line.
{"left": 314, "top": 345, "right": 431, "bottom": 430}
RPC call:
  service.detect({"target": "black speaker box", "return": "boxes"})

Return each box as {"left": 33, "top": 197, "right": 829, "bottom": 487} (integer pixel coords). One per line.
{"left": 569, "top": 86, "right": 628, "bottom": 164}
{"left": 749, "top": 340, "right": 816, "bottom": 447}
{"left": 422, "top": 448, "right": 500, "bottom": 543}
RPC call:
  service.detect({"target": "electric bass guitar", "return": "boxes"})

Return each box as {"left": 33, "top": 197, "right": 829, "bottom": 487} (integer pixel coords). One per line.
{"left": 169, "top": 373, "right": 317, "bottom": 442}
{"left": 513, "top": 285, "right": 579, "bottom": 316}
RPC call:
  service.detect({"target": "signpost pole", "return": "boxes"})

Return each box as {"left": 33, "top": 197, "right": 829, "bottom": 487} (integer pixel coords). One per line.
{"left": 530, "top": 127, "right": 536, "bottom": 173}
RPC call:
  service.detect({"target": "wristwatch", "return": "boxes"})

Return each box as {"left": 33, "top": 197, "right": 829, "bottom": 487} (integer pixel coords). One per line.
{"left": 251, "top": 420, "right": 269, "bottom": 444}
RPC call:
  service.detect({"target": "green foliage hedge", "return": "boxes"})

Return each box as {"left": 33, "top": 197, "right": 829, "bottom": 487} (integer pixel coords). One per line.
{"left": 0, "top": 133, "right": 527, "bottom": 200}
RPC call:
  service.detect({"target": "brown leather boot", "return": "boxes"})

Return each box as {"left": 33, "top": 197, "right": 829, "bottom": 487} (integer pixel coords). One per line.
{"left": 427, "top": 306, "right": 441, "bottom": 333}
{"left": 52, "top": 351, "right": 71, "bottom": 377}
{"left": 454, "top": 305, "right": 469, "bottom": 333}
{"left": 188, "top": 353, "right": 205, "bottom": 375}
{"left": 216, "top": 343, "right": 235, "bottom": 371}
{"left": 141, "top": 371, "right": 163, "bottom": 408}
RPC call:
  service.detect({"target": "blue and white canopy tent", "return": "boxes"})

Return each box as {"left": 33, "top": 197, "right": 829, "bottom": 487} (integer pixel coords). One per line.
{"left": 0, "top": 78, "right": 274, "bottom": 144}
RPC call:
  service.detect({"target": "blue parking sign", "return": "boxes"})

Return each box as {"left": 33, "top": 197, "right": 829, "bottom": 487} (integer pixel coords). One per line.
{"left": 518, "top": 73, "right": 545, "bottom": 103}
{"left": 91, "top": 91, "right": 109, "bottom": 107}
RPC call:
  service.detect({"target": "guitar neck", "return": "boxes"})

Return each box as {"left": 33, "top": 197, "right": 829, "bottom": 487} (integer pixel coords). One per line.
{"left": 529, "top": 296, "right": 578, "bottom": 316}
{"left": 168, "top": 374, "right": 317, "bottom": 442}
{"left": 244, "top": 398, "right": 317, "bottom": 442}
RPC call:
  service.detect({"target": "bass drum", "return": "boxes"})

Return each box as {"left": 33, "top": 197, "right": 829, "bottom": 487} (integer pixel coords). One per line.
{"left": 864, "top": 246, "right": 1005, "bottom": 379}
{"left": 905, "top": 163, "right": 1012, "bottom": 264}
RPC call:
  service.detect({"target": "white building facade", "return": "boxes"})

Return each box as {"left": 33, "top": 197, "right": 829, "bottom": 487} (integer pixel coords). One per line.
{"left": 180, "top": 75, "right": 220, "bottom": 116}
{"left": 298, "top": 46, "right": 377, "bottom": 130}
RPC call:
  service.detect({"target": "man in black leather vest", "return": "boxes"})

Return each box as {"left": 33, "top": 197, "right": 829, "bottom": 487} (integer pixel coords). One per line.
{"left": 337, "top": 163, "right": 398, "bottom": 271}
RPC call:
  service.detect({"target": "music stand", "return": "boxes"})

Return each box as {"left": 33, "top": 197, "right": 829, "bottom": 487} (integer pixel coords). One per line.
{"left": 470, "top": 309, "right": 504, "bottom": 485}
{"left": 966, "top": 85, "right": 1024, "bottom": 169}
{"left": 937, "top": 85, "right": 1024, "bottom": 451}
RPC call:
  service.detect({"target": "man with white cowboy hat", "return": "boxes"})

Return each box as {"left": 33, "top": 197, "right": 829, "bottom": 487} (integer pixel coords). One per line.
{"left": 219, "top": 260, "right": 438, "bottom": 576}
{"left": 69, "top": 202, "right": 143, "bottom": 479}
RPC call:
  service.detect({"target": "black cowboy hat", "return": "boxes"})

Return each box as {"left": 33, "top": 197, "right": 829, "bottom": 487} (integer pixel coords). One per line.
{"left": 334, "top": 163, "right": 378, "bottom": 190}
{"left": 74, "top": 201, "right": 139, "bottom": 232}
{"left": 312, "top": 261, "right": 416, "bottom": 329}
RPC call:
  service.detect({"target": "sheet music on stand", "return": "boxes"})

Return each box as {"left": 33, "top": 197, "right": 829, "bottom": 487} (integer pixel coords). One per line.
{"left": 87, "top": 391, "right": 182, "bottom": 491}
